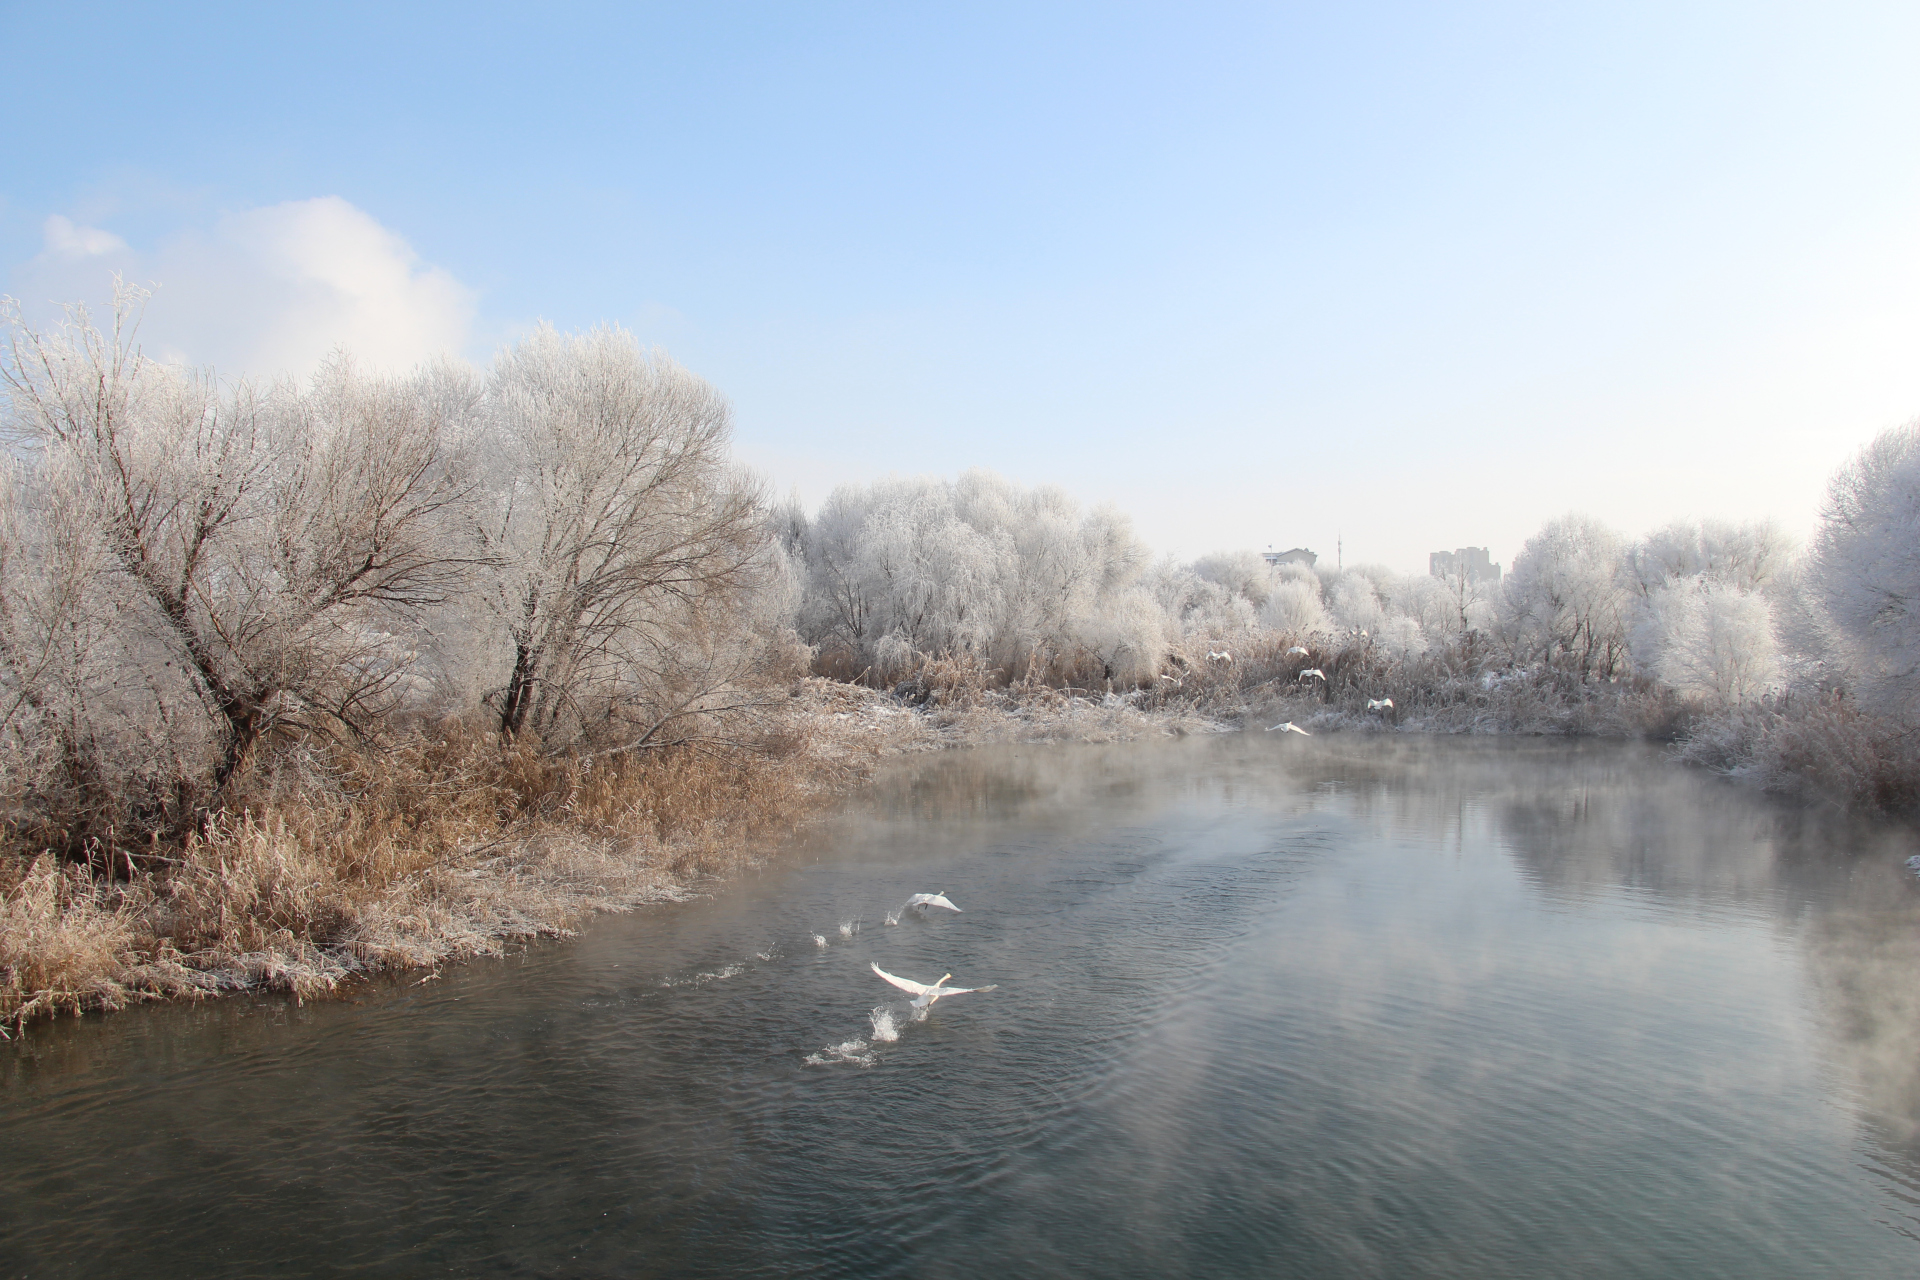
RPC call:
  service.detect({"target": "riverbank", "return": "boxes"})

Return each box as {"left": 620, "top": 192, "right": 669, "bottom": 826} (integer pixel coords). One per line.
{"left": 0, "top": 677, "right": 1236, "bottom": 1033}
{"left": 0, "top": 639, "right": 1752, "bottom": 1035}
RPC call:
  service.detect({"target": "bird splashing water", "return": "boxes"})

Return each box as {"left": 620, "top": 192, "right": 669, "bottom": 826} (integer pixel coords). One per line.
{"left": 871, "top": 963, "right": 998, "bottom": 1011}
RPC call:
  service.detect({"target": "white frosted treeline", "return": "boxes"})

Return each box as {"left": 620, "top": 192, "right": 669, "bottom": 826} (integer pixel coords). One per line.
{"left": 780, "top": 471, "right": 1164, "bottom": 684}
{"left": 772, "top": 467, "right": 1849, "bottom": 723}
{"left": 7, "top": 282, "right": 1917, "bottom": 828}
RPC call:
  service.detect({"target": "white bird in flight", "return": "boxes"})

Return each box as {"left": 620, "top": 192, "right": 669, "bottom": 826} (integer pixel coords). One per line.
{"left": 1287, "top": 646, "right": 1310, "bottom": 657}
{"left": 1367, "top": 698, "right": 1394, "bottom": 711}
{"left": 1266, "top": 721, "right": 1312, "bottom": 735}
{"left": 1206, "top": 649, "right": 1233, "bottom": 665}
{"left": 1298, "top": 668, "right": 1326, "bottom": 683}
{"left": 904, "top": 891, "right": 961, "bottom": 913}
{"left": 871, "top": 963, "right": 998, "bottom": 1009}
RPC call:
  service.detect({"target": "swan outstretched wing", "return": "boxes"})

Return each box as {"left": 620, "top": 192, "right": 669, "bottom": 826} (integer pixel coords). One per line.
{"left": 932, "top": 983, "right": 997, "bottom": 998}
{"left": 871, "top": 963, "right": 937, "bottom": 996}
{"left": 905, "top": 892, "right": 961, "bottom": 912}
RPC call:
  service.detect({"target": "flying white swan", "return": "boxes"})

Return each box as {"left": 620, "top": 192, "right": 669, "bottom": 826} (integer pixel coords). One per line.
{"left": 1287, "top": 646, "right": 1310, "bottom": 656}
{"left": 1206, "top": 649, "right": 1233, "bottom": 665}
{"left": 906, "top": 891, "right": 961, "bottom": 913}
{"left": 1367, "top": 698, "right": 1394, "bottom": 711}
{"left": 1266, "top": 721, "right": 1311, "bottom": 735}
{"left": 871, "top": 962, "right": 998, "bottom": 1009}
{"left": 1298, "top": 668, "right": 1326, "bottom": 683}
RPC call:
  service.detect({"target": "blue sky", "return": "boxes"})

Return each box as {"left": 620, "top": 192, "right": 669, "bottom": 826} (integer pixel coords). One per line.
{"left": 6, "top": 1, "right": 1918, "bottom": 571}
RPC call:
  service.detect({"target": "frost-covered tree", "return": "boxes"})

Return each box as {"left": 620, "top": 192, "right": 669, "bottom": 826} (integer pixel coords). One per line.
{"left": 1632, "top": 578, "right": 1779, "bottom": 703}
{"left": 1501, "top": 514, "right": 1629, "bottom": 678}
{"left": 1811, "top": 419, "right": 1920, "bottom": 714}
{"left": 799, "top": 477, "right": 1007, "bottom": 675}
{"left": 1083, "top": 588, "right": 1171, "bottom": 683}
{"left": 1327, "top": 571, "right": 1388, "bottom": 635}
{"left": 477, "top": 324, "right": 768, "bottom": 749}
{"left": 0, "top": 289, "right": 477, "bottom": 812}
{"left": 1390, "top": 572, "right": 1465, "bottom": 642}
{"left": 1145, "top": 561, "right": 1255, "bottom": 649}
{"left": 1191, "top": 550, "right": 1274, "bottom": 608}
{"left": 1258, "top": 578, "right": 1329, "bottom": 634}
{"left": 791, "top": 471, "right": 1152, "bottom": 682}
{"left": 1625, "top": 518, "right": 1793, "bottom": 598}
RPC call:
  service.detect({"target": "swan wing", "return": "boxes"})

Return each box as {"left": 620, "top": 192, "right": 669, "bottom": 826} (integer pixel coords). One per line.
{"left": 907, "top": 893, "right": 961, "bottom": 911}
{"left": 871, "top": 963, "right": 936, "bottom": 996}
{"left": 935, "top": 983, "right": 997, "bottom": 997}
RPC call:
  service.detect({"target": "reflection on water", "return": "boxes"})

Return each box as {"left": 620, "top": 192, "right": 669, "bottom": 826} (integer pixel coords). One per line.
{"left": 5, "top": 735, "right": 1920, "bottom": 1277}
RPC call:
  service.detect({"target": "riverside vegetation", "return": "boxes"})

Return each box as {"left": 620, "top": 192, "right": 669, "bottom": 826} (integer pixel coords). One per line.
{"left": 4, "top": 288, "right": 1918, "bottom": 1030}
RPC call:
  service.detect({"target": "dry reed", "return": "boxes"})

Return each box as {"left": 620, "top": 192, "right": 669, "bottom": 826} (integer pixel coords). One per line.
{"left": 1, "top": 691, "right": 874, "bottom": 1033}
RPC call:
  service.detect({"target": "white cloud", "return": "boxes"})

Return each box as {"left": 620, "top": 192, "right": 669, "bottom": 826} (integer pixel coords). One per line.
{"left": 41, "top": 215, "right": 129, "bottom": 258}
{"left": 11, "top": 197, "right": 476, "bottom": 379}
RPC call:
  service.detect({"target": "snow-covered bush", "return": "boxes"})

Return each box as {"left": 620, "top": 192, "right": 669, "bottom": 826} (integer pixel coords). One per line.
{"left": 1631, "top": 578, "right": 1779, "bottom": 704}
{"left": 1191, "top": 550, "right": 1275, "bottom": 608}
{"left": 1811, "top": 419, "right": 1920, "bottom": 717}
{"left": 792, "top": 470, "right": 1154, "bottom": 682}
{"left": 1499, "top": 514, "right": 1629, "bottom": 677}
{"left": 1327, "top": 570, "right": 1389, "bottom": 635}
{"left": 1259, "top": 578, "right": 1329, "bottom": 634}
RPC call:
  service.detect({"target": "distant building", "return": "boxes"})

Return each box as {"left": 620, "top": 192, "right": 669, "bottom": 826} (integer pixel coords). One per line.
{"left": 1262, "top": 547, "right": 1317, "bottom": 570}
{"left": 1429, "top": 546, "right": 1501, "bottom": 584}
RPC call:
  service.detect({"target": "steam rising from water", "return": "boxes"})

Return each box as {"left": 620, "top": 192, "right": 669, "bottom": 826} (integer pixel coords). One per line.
{"left": 9, "top": 737, "right": 1920, "bottom": 1276}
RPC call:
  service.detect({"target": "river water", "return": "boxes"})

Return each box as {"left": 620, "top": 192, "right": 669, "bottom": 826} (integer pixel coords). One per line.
{"left": 5, "top": 735, "right": 1920, "bottom": 1278}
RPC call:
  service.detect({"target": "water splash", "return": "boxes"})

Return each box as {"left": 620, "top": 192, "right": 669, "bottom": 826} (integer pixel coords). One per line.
{"left": 811, "top": 934, "right": 828, "bottom": 949}
{"left": 869, "top": 1006, "right": 900, "bottom": 1043}
{"left": 659, "top": 963, "right": 744, "bottom": 988}
{"left": 804, "top": 1038, "right": 875, "bottom": 1068}
{"left": 838, "top": 920, "right": 859, "bottom": 939}
{"left": 884, "top": 912, "right": 900, "bottom": 927}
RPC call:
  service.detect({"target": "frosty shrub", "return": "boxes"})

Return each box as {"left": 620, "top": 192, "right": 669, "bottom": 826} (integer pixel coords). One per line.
{"left": 1632, "top": 578, "right": 1779, "bottom": 704}
{"left": 1625, "top": 518, "right": 1794, "bottom": 598}
{"left": 1500, "top": 514, "right": 1629, "bottom": 677}
{"left": 1083, "top": 588, "right": 1172, "bottom": 684}
{"left": 1192, "top": 550, "right": 1274, "bottom": 608}
{"left": 1259, "top": 579, "right": 1329, "bottom": 634}
{"left": 1387, "top": 573, "right": 1460, "bottom": 643}
{"left": 1812, "top": 420, "right": 1920, "bottom": 717}
{"left": 792, "top": 471, "right": 1153, "bottom": 683}
{"left": 1373, "top": 615, "right": 1426, "bottom": 657}
{"left": 1328, "top": 572, "right": 1388, "bottom": 635}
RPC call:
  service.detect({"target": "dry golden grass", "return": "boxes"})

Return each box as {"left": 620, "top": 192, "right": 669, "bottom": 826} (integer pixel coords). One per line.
{"left": 1, "top": 697, "right": 871, "bottom": 1033}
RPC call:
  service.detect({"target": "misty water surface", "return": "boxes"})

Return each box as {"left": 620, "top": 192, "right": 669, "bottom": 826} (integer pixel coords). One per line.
{"left": 5, "top": 735, "right": 1920, "bottom": 1278}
